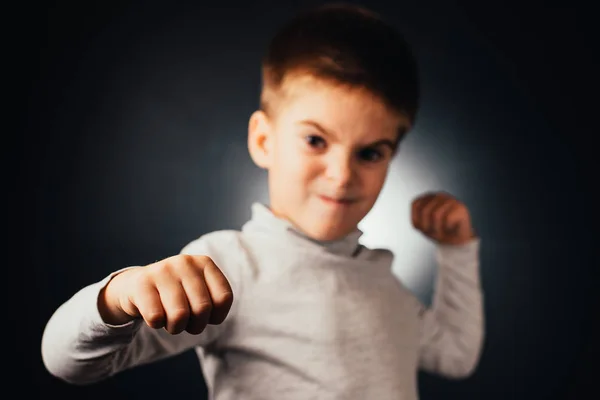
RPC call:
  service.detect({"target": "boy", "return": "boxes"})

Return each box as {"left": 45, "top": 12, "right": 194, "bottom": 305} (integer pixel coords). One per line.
{"left": 41, "top": 3, "right": 484, "bottom": 400}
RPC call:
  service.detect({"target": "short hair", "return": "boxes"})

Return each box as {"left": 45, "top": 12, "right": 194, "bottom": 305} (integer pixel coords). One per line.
{"left": 260, "top": 2, "right": 420, "bottom": 125}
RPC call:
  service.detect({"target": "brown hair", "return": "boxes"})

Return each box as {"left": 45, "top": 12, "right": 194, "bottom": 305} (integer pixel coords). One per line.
{"left": 260, "top": 3, "right": 420, "bottom": 125}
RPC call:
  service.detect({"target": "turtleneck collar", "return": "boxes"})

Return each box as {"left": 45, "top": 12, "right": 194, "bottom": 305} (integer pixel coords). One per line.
{"left": 241, "top": 202, "right": 363, "bottom": 258}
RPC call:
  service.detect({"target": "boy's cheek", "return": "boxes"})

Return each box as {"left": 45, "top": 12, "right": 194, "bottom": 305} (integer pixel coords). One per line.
{"left": 361, "top": 166, "right": 388, "bottom": 187}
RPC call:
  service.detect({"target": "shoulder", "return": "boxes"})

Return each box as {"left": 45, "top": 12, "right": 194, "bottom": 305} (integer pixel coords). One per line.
{"left": 355, "top": 244, "right": 395, "bottom": 265}
{"left": 180, "top": 229, "right": 244, "bottom": 255}
{"left": 179, "top": 230, "right": 248, "bottom": 283}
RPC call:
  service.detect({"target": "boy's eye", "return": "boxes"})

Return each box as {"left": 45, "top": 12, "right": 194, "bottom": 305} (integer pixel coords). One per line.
{"left": 358, "top": 148, "right": 383, "bottom": 162}
{"left": 305, "top": 135, "right": 326, "bottom": 149}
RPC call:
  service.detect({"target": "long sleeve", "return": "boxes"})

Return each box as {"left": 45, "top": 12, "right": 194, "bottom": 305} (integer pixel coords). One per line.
{"left": 41, "top": 236, "right": 237, "bottom": 385}
{"left": 417, "top": 238, "right": 485, "bottom": 379}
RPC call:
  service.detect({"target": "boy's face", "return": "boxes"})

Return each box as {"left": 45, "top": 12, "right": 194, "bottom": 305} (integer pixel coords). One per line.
{"left": 249, "top": 74, "right": 411, "bottom": 241}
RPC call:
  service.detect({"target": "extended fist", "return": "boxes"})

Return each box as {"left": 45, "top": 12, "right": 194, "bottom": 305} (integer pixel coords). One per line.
{"left": 99, "top": 254, "right": 234, "bottom": 335}
{"left": 411, "top": 191, "right": 476, "bottom": 245}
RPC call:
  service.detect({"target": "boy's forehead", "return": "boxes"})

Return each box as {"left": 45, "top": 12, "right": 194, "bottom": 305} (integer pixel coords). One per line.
{"left": 273, "top": 73, "right": 410, "bottom": 135}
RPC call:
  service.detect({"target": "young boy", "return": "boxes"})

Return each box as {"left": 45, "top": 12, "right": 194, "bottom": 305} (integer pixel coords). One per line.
{"left": 41, "top": 4, "right": 484, "bottom": 399}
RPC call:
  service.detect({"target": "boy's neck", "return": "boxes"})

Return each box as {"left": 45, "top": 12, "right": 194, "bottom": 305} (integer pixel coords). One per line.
{"left": 243, "top": 202, "right": 363, "bottom": 257}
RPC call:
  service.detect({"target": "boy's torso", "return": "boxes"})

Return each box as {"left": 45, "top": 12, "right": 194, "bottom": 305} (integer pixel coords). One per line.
{"left": 187, "top": 208, "right": 423, "bottom": 400}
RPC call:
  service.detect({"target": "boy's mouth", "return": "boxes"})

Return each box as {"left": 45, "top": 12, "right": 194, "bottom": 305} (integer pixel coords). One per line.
{"left": 318, "top": 195, "right": 356, "bottom": 206}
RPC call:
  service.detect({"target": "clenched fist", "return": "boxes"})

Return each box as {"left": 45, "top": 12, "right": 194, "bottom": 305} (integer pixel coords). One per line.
{"left": 411, "top": 191, "right": 476, "bottom": 245}
{"left": 98, "top": 254, "right": 234, "bottom": 335}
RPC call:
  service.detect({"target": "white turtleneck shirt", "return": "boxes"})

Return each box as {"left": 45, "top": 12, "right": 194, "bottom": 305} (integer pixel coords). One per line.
{"left": 42, "top": 203, "right": 484, "bottom": 400}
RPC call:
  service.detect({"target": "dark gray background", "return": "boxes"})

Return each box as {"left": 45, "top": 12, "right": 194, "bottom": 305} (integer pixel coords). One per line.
{"left": 17, "top": 0, "right": 598, "bottom": 399}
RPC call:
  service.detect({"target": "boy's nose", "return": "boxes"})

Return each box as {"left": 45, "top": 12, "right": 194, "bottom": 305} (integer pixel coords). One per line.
{"left": 324, "top": 154, "right": 354, "bottom": 188}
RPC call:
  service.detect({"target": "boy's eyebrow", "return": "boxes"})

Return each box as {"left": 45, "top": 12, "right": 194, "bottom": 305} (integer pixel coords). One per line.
{"left": 298, "top": 119, "right": 401, "bottom": 151}
{"left": 298, "top": 120, "right": 337, "bottom": 139}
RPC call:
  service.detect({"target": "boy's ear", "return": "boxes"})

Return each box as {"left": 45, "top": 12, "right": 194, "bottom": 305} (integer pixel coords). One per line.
{"left": 248, "top": 110, "right": 273, "bottom": 169}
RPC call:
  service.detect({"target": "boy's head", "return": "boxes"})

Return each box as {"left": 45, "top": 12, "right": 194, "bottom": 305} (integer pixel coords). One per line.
{"left": 248, "top": 3, "right": 419, "bottom": 241}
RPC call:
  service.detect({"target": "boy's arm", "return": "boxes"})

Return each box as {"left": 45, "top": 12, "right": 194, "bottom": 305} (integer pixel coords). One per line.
{"left": 41, "top": 237, "right": 238, "bottom": 385}
{"left": 417, "top": 238, "right": 485, "bottom": 379}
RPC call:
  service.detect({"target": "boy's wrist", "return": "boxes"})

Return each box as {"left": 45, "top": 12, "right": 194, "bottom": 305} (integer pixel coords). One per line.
{"left": 97, "top": 272, "right": 134, "bottom": 325}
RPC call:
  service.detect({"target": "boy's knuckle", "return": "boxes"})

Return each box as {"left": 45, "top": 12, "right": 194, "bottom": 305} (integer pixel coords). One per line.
{"left": 169, "top": 307, "right": 190, "bottom": 321}
{"left": 144, "top": 312, "right": 165, "bottom": 329}
{"left": 179, "top": 254, "right": 195, "bottom": 265}
{"left": 213, "top": 291, "right": 234, "bottom": 306}
{"left": 194, "top": 301, "right": 213, "bottom": 315}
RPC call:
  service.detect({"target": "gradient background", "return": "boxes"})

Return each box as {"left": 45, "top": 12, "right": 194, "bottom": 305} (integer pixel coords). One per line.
{"left": 19, "top": 0, "right": 597, "bottom": 399}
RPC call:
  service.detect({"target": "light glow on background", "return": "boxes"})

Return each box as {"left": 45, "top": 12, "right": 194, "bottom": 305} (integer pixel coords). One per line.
{"left": 359, "top": 138, "right": 444, "bottom": 301}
